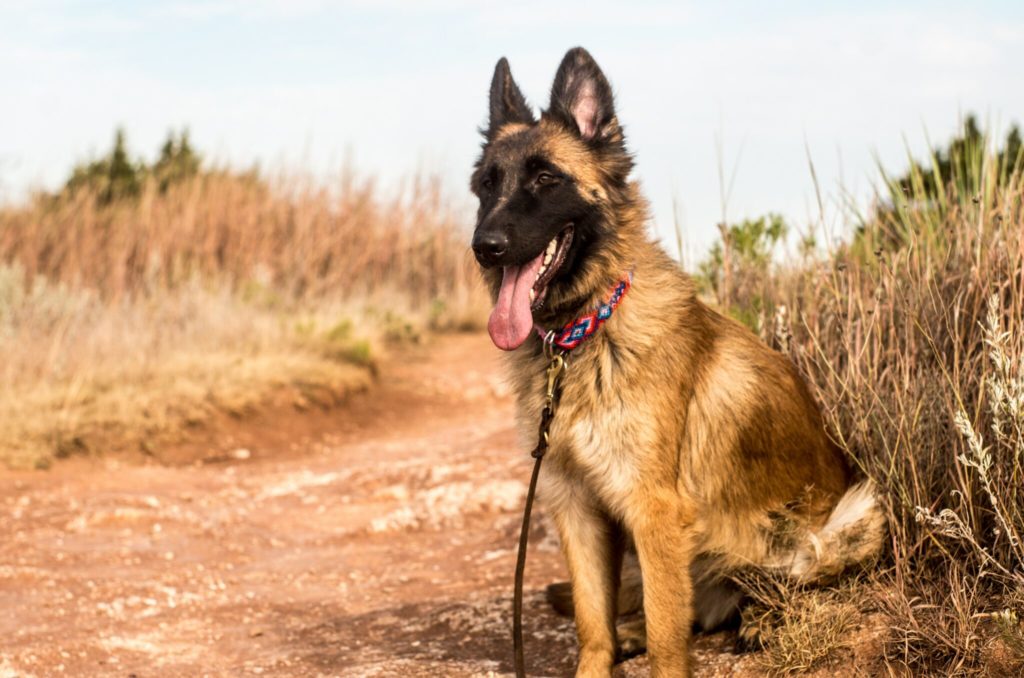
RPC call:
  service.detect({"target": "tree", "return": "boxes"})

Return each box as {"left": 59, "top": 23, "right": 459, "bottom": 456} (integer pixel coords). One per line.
{"left": 65, "top": 128, "right": 143, "bottom": 204}
{"left": 62, "top": 127, "right": 203, "bottom": 203}
{"left": 891, "top": 114, "right": 1022, "bottom": 200}
{"left": 153, "top": 130, "right": 201, "bottom": 193}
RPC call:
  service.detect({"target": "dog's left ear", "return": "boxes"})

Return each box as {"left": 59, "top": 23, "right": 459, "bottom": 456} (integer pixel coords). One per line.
{"left": 548, "top": 47, "right": 619, "bottom": 143}
{"left": 487, "top": 57, "right": 536, "bottom": 140}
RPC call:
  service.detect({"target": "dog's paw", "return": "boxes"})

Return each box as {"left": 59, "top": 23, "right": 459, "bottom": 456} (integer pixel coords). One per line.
{"left": 615, "top": 616, "right": 647, "bottom": 663}
{"left": 734, "top": 616, "right": 764, "bottom": 654}
{"left": 545, "top": 581, "right": 574, "bottom": 617}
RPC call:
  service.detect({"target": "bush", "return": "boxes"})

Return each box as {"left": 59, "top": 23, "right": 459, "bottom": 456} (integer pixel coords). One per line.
{"left": 696, "top": 212, "right": 789, "bottom": 329}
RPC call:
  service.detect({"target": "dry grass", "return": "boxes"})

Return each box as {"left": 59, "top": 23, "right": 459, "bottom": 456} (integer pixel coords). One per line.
{"left": 710, "top": 129, "right": 1024, "bottom": 674}
{"left": 0, "top": 171, "right": 480, "bottom": 304}
{"left": 739, "top": 576, "right": 861, "bottom": 677}
{"left": 0, "top": 171, "right": 487, "bottom": 469}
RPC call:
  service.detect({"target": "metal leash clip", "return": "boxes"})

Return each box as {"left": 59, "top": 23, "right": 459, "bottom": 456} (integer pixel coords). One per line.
{"left": 535, "top": 332, "right": 566, "bottom": 457}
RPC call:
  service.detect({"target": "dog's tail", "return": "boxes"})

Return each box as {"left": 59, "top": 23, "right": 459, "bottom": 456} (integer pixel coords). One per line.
{"left": 787, "top": 480, "right": 887, "bottom": 582}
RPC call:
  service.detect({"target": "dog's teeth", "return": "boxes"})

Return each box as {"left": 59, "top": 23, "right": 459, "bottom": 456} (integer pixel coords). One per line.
{"left": 544, "top": 252, "right": 552, "bottom": 265}
{"left": 529, "top": 289, "right": 536, "bottom": 302}
{"left": 547, "top": 238, "right": 557, "bottom": 255}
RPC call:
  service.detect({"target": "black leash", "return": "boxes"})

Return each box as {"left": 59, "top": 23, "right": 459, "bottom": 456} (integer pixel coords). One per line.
{"left": 513, "top": 342, "right": 566, "bottom": 678}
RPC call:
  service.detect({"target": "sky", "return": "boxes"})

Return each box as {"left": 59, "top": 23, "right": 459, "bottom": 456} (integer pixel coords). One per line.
{"left": 2, "top": 0, "right": 1023, "bottom": 260}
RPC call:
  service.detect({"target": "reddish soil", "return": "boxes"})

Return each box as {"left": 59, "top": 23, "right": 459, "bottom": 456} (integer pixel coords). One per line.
{"left": 0, "top": 334, "right": 763, "bottom": 677}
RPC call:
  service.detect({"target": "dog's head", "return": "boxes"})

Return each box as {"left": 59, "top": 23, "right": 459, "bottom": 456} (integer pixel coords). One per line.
{"left": 470, "top": 47, "right": 633, "bottom": 351}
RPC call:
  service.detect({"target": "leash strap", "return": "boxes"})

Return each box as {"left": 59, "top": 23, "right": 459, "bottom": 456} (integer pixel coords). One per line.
{"left": 514, "top": 271, "right": 631, "bottom": 676}
{"left": 512, "top": 446, "right": 544, "bottom": 677}
{"left": 513, "top": 346, "right": 564, "bottom": 678}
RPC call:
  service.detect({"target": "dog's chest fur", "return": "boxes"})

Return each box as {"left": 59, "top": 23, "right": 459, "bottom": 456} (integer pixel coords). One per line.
{"left": 507, "top": 319, "right": 685, "bottom": 518}
{"left": 516, "top": 363, "right": 642, "bottom": 516}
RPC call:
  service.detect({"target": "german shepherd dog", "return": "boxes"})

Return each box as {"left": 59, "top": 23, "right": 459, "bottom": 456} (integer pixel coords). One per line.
{"left": 470, "top": 47, "right": 885, "bottom": 677}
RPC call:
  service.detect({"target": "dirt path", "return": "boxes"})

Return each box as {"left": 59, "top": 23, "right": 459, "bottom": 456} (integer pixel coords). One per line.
{"left": 0, "top": 334, "right": 756, "bottom": 677}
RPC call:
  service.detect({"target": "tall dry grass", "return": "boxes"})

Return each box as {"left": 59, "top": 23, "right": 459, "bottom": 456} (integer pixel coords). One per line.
{"left": 719, "top": 130, "right": 1024, "bottom": 674}
{"left": 0, "top": 170, "right": 486, "bottom": 469}
{"left": 0, "top": 170, "right": 479, "bottom": 305}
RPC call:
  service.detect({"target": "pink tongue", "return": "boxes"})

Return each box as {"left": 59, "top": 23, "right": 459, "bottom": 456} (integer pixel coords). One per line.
{"left": 487, "top": 252, "right": 545, "bottom": 351}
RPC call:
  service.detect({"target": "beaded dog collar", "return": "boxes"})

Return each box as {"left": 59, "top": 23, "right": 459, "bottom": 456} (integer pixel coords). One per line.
{"left": 535, "top": 271, "right": 633, "bottom": 352}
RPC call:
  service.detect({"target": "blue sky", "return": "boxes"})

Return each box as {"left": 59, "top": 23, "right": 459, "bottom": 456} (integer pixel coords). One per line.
{"left": 2, "top": 1, "right": 1023, "bottom": 259}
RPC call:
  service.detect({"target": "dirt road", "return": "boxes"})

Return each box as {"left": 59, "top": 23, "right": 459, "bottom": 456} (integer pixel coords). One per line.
{"left": 0, "top": 334, "right": 755, "bottom": 677}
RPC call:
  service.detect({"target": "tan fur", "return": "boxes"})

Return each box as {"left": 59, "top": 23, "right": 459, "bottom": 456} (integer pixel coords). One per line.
{"left": 538, "top": 119, "right": 612, "bottom": 201}
{"left": 493, "top": 122, "right": 531, "bottom": 142}
{"left": 481, "top": 118, "right": 884, "bottom": 678}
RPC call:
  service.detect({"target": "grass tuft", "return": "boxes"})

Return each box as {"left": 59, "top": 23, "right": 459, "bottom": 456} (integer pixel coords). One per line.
{"left": 704, "top": 119, "right": 1024, "bottom": 674}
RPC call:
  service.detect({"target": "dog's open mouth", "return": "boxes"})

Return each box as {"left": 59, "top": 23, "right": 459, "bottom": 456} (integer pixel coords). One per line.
{"left": 529, "top": 227, "right": 574, "bottom": 312}
{"left": 487, "top": 225, "right": 574, "bottom": 351}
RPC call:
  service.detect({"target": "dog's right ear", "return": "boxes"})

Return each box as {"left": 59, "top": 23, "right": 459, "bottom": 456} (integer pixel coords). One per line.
{"left": 486, "top": 57, "right": 535, "bottom": 140}
{"left": 548, "top": 47, "right": 618, "bottom": 143}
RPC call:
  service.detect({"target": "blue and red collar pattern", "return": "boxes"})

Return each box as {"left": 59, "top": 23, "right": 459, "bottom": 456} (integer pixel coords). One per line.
{"left": 537, "top": 272, "right": 633, "bottom": 352}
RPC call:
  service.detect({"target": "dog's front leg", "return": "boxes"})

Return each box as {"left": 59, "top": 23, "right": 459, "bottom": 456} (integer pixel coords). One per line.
{"left": 629, "top": 491, "right": 696, "bottom": 677}
{"left": 550, "top": 492, "right": 623, "bottom": 678}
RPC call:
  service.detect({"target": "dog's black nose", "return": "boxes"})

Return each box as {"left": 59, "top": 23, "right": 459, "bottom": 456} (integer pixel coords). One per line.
{"left": 472, "top": 232, "right": 509, "bottom": 267}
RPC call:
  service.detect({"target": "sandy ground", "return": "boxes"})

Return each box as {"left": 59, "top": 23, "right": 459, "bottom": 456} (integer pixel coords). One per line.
{"left": 1, "top": 334, "right": 769, "bottom": 677}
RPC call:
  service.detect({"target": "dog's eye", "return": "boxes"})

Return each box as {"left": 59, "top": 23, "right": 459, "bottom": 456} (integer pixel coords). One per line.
{"left": 480, "top": 177, "right": 494, "bottom": 191}
{"left": 535, "top": 172, "right": 557, "bottom": 186}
